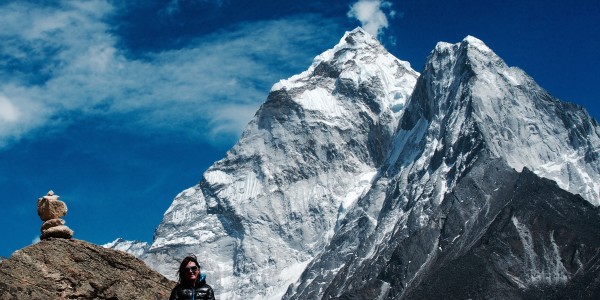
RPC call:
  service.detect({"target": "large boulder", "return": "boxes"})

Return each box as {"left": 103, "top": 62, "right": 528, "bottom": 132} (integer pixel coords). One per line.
{"left": 37, "top": 191, "right": 68, "bottom": 221}
{"left": 0, "top": 238, "right": 175, "bottom": 299}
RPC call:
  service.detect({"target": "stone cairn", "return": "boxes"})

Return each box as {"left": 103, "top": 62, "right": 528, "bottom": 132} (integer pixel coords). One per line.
{"left": 37, "top": 190, "right": 74, "bottom": 239}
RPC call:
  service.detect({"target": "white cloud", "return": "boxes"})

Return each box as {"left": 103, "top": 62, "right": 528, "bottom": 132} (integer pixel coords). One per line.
{"left": 347, "top": 0, "right": 393, "bottom": 39}
{"left": 0, "top": 95, "right": 19, "bottom": 123}
{"left": 0, "top": 1, "right": 341, "bottom": 148}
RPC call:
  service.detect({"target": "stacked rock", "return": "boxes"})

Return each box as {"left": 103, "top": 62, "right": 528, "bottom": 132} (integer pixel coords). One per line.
{"left": 37, "top": 190, "right": 74, "bottom": 239}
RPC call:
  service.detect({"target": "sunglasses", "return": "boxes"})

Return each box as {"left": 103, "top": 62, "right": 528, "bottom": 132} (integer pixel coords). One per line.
{"left": 184, "top": 266, "right": 199, "bottom": 273}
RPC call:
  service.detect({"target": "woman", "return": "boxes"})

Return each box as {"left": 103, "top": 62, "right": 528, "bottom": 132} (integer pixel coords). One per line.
{"left": 169, "top": 255, "right": 215, "bottom": 300}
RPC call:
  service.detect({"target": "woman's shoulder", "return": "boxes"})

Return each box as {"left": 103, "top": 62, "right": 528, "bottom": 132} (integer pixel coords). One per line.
{"left": 198, "top": 282, "right": 213, "bottom": 291}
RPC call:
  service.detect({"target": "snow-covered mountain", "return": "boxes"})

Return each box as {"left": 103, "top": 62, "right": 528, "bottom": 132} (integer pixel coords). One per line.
{"left": 284, "top": 34, "right": 600, "bottom": 299}
{"left": 108, "top": 28, "right": 600, "bottom": 299}
{"left": 142, "top": 28, "right": 419, "bottom": 299}
{"left": 103, "top": 238, "right": 149, "bottom": 258}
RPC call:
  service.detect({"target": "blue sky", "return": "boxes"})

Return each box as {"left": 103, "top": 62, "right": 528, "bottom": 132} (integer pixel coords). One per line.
{"left": 1, "top": 0, "right": 598, "bottom": 258}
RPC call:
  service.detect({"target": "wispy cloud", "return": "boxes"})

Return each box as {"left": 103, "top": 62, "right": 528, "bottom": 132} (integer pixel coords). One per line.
{"left": 0, "top": 0, "right": 341, "bottom": 148}
{"left": 164, "top": 0, "right": 226, "bottom": 15}
{"left": 347, "top": 0, "right": 394, "bottom": 39}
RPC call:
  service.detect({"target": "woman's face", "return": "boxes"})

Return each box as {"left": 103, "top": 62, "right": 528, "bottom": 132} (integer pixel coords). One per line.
{"left": 183, "top": 261, "right": 200, "bottom": 283}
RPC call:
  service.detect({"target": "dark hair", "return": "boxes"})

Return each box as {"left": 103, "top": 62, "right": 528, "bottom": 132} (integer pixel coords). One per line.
{"left": 176, "top": 255, "right": 201, "bottom": 283}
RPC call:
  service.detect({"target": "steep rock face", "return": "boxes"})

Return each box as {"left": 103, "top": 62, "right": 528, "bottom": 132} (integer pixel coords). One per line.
{"left": 143, "top": 27, "right": 419, "bottom": 299}
{"left": 402, "top": 162, "right": 600, "bottom": 299}
{"left": 399, "top": 36, "right": 600, "bottom": 205}
{"left": 285, "top": 37, "right": 600, "bottom": 299}
{"left": 0, "top": 238, "right": 174, "bottom": 299}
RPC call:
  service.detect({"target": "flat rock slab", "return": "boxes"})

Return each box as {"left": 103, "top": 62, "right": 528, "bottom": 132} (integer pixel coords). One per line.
{"left": 40, "top": 225, "right": 74, "bottom": 240}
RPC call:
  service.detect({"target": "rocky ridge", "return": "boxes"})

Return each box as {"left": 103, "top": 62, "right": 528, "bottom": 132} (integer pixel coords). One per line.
{"left": 402, "top": 161, "right": 600, "bottom": 299}
{"left": 0, "top": 238, "right": 174, "bottom": 299}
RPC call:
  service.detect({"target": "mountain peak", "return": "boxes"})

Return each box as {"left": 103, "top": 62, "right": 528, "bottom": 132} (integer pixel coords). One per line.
{"left": 419, "top": 35, "right": 600, "bottom": 206}
{"left": 342, "top": 27, "right": 377, "bottom": 44}
{"left": 271, "top": 27, "right": 417, "bottom": 111}
{"left": 431, "top": 35, "right": 502, "bottom": 75}
{"left": 314, "top": 27, "right": 385, "bottom": 65}
{"left": 462, "top": 35, "right": 492, "bottom": 52}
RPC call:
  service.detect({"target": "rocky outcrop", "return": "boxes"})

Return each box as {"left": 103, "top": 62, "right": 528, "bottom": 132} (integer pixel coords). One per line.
{"left": 401, "top": 163, "right": 600, "bottom": 299}
{"left": 37, "top": 191, "right": 74, "bottom": 239}
{"left": 0, "top": 238, "right": 174, "bottom": 299}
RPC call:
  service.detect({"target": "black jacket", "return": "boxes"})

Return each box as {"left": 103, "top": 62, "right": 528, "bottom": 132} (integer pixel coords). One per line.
{"left": 169, "top": 274, "right": 215, "bottom": 300}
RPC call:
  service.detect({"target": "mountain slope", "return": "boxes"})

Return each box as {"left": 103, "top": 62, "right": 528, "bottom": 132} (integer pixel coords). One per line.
{"left": 284, "top": 36, "right": 600, "bottom": 299}
{"left": 403, "top": 162, "right": 600, "bottom": 299}
{"left": 108, "top": 30, "right": 600, "bottom": 299}
{"left": 142, "top": 27, "right": 419, "bottom": 299}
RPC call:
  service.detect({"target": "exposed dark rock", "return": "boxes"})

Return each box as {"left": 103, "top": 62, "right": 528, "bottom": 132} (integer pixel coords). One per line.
{"left": 0, "top": 238, "right": 174, "bottom": 299}
{"left": 398, "top": 160, "right": 600, "bottom": 299}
